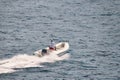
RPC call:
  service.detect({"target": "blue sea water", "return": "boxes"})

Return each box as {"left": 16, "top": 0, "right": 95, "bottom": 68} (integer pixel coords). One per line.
{"left": 0, "top": 0, "right": 120, "bottom": 80}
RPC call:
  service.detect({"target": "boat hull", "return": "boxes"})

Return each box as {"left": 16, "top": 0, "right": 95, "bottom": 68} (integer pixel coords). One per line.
{"left": 34, "top": 42, "right": 69, "bottom": 57}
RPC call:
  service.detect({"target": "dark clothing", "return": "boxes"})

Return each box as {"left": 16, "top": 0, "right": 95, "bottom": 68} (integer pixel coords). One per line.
{"left": 41, "top": 49, "right": 47, "bottom": 56}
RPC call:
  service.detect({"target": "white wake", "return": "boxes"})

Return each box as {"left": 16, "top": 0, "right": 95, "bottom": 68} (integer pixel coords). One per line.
{"left": 0, "top": 53, "right": 70, "bottom": 74}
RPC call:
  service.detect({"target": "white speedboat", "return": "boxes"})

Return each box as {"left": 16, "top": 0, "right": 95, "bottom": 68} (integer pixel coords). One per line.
{"left": 34, "top": 42, "right": 69, "bottom": 57}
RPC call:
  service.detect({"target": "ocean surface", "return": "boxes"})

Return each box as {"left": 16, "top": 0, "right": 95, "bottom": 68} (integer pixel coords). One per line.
{"left": 0, "top": 0, "right": 120, "bottom": 80}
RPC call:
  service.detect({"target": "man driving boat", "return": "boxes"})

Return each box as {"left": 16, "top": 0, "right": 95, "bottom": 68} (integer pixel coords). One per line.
{"left": 49, "top": 40, "right": 56, "bottom": 50}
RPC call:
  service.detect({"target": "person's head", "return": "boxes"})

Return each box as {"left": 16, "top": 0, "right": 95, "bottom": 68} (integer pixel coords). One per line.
{"left": 51, "top": 39, "right": 53, "bottom": 42}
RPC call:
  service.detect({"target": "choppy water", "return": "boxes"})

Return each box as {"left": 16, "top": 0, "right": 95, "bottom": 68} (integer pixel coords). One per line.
{"left": 0, "top": 0, "right": 120, "bottom": 80}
